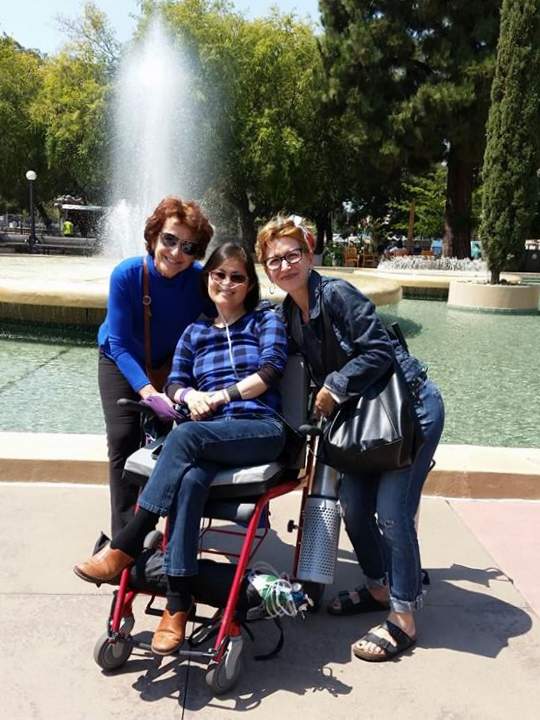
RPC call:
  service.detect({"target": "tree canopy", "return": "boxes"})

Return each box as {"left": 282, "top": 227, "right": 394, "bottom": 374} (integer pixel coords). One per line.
{"left": 319, "top": 0, "right": 500, "bottom": 257}
{"left": 0, "top": 37, "right": 44, "bottom": 208}
{"left": 5, "top": 0, "right": 540, "bottom": 270}
{"left": 34, "top": 4, "right": 117, "bottom": 201}
{"left": 158, "top": 0, "right": 335, "bottom": 245}
{"left": 389, "top": 165, "right": 446, "bottom": 240}
{"left": 480, "top": 0, "right": 540, "bottom": 283}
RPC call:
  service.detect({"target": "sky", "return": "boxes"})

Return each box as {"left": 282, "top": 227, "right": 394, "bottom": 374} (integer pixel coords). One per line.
{"left": 0, "top": 1, "right": 320, "bottom": 55}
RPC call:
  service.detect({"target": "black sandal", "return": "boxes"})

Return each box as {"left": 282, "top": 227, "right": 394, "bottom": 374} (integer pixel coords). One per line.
{"left": 352, "top": 620, "right": 416, "bottom": 662}
{"left": 327, "top": 586, "right": 390, "bottom": 616}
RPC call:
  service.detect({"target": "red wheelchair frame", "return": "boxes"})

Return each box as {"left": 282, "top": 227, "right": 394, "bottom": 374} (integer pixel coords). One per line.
{"left": 94, "top": 409, "right": 322, "bottom": 695}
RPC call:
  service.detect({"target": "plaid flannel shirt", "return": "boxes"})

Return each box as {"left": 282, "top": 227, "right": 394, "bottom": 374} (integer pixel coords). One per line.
{"left": 166, "top": 308, "right": 287, "bottom": 418}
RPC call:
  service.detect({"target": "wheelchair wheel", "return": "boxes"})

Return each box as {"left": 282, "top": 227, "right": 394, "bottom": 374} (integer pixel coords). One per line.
{"left": 93, "top": 616, "right": 135, "bottom": 671}
{"left": 94, "top": 633, "right": 133, "bottom": 671}
{"left": 301, "top": 581, "right": 325, "bottom": 612}
{"left": 205, "top": 635, "right": 243, "bottom": 695}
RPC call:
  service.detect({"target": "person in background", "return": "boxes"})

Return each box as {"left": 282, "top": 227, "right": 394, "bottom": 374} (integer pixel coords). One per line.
{"left": 98, "top": 196, "right": 213, "bottom": 535}
{"left": 63, "top": 218, "right": 74, "bottom": 236}
{"left": 256, "top": 215, "right": 445, "bottom": 663}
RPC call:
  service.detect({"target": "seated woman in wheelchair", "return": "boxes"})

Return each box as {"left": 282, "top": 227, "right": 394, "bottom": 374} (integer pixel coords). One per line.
{"left": 74, "top": 241, "right": 288, "bottom": 655}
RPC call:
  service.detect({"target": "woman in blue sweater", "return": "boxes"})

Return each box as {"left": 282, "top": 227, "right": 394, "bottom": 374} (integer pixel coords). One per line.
{"left": 76, "top": 242, "right": 287, "bottom": 655}
{"left": 98, "top": 196, "right": 214, "bottom": 535}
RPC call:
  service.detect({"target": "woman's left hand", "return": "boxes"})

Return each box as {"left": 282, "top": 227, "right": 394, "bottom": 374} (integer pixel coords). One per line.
{"left": 185, "top": 390, "right": 214, "bottom": 421}
{"left": 314, "top": 387, "right": 337, "bottom": 418}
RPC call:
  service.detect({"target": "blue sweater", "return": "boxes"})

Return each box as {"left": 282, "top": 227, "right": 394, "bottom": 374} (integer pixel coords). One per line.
{"left": 98, "top": 255, "right": 209, "bottom": 392}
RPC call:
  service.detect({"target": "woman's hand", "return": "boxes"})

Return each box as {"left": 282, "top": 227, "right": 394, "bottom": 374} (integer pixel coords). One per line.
{"left": 208, "top": 390, "right": 229, "bottom": 411}
{"left": 185, "top": 390, "right": 215, "bottom": 421}
{"left": 139, "top": 383, "right": 159, "bottom": 399}
{"left": 140, "top": 393, "right": 180, "bottom": 422}
{"left": 314, "top": 387, "right": 337, "bottom": 418}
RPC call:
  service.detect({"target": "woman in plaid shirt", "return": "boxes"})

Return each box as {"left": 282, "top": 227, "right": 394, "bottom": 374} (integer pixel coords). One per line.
{"left": 75, "top": 242, "right": 288, "bottom": 654}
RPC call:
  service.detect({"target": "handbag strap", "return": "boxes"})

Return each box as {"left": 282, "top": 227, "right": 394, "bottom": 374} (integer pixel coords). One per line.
{"left": 142, "top": 257, "right": 153, "bottom": 376}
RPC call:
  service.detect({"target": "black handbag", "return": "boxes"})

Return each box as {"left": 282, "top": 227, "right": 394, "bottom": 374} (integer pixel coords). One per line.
{"left": 322, "top": 361, "right": 422, "bottom": 474}
{"left": 314, "top": 286, "right": 423, "bottom": 474}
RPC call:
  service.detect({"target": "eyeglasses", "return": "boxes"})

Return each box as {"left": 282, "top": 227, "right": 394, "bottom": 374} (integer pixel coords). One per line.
{"left": 264, "top": 247, "right": 304, "bottom": 271}
{"left": 159, "top": 232, "right": 199, "bottom": 256}
{"left": 209, "top": 269, "right": 248, "bottom": 286}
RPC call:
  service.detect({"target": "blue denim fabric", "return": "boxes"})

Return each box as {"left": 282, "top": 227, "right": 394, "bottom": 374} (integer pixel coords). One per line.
{"left": 138, "top": 416, "right": 286, "bottom": 576}
{"left": 339, "top": 379, "right": 445, "bottom": 613}
{"left": 280, "top": 270, "right": 428, "bottom": 397}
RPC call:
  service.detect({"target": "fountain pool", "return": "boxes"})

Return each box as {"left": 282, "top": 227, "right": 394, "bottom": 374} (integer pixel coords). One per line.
{"left": 1, "top": 299, "right": 538, "bottom": 447}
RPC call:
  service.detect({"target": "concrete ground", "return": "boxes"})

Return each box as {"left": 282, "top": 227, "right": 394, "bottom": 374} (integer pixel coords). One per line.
{"left": 1, "top": 482, "right": 539, "bottom": 720}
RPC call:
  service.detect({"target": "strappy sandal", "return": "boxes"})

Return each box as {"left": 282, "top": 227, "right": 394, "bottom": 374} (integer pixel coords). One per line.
{"left": 352, "top": 620, "right": 416, "bottom": 662}
{"left": 327, "top": 586, "right": 390, "bottom": 616}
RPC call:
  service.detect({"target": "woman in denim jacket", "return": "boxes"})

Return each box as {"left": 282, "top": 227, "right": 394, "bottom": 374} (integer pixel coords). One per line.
{"left": 256, "top": 216, "right": 445, "bottom": 662}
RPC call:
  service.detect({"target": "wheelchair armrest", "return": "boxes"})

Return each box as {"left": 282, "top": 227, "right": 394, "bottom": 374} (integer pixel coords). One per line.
{"left": 117, "top": 398, "right": 157, "bottom": 419}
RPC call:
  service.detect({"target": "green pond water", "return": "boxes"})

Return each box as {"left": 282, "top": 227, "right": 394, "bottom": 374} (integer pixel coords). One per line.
{"left": 1, "top": 299, "right": 539, "bottom": 447}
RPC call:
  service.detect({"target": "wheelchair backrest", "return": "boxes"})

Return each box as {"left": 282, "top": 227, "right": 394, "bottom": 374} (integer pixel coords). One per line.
{"left": 279, "top": 354, "right": 308, "bottom": 429}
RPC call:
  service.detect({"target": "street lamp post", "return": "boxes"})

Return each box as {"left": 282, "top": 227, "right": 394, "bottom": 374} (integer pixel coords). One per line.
{"left": 25, "top": 170, "right": 37, "bottom": 250}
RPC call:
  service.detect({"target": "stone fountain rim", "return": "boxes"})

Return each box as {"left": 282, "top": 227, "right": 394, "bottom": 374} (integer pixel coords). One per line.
{"left": 447, "top": 278, "right": 540, "bottom": 314}
{"left": 0, "top": 257, "right": 402, "bottom": 324}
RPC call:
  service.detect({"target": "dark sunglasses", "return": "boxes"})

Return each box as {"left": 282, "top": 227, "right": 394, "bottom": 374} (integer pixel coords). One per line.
{"left": 209, "top": 269, "right": 248, "bottom": 286}
{"left": 159, "top": 232, "right": 199, "bottom": 255}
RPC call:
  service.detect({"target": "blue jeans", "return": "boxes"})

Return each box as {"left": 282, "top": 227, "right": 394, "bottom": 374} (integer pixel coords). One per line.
{"left": 138, "top": 416, "right": 286, "bottom": 576}
{"left": 339, "top": 379, "right": 445, "bottom": 613}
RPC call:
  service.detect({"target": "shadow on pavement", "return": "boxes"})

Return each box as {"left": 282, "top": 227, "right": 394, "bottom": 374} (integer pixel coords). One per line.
{"left": 420, "top": 563, "right": 533, "bottom": 657}
{"left": 90, "top": 534, "right": 533, "bottom": 711}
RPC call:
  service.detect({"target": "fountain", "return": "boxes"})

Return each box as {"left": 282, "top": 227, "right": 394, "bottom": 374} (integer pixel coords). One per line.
{"left": 103, "top": 15, "right": 206, "bottom": 258}
{"left": 1, "top": 15, "right": 539, "bottom": 507}
{"left": 0, "top": 13, "right": 401, "bottom": 327}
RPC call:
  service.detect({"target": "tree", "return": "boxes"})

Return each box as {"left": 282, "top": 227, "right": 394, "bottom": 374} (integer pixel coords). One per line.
{"left": 480, "top": 0, "right": 540, "bottom": 283}
{"left": 158, "top": 0, "right": 334, "bottom": 247}
{"left": 319, "top": 0, "right": 500, "bottom": 257}
{"left": 55, "top": 1, "right": 121, "bottom": 73}
{"left": 0, "top": 37, "right": 45, "bottom": 210}
{"left": 35, "top": 50, "right": 111, "bottom": 200}
{"left": 389, "top": 165, "right": 446, "bottom": 240}
{"left": 33, "top": 4, "right": 118, "bottom": 201}
{"left": 530, "top": 176, "right": 540, "bottom": 239}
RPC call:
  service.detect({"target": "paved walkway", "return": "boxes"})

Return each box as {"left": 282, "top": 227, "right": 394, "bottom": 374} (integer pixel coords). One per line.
{"left": 1, "top": 483, "right": 539, "bottom": 720}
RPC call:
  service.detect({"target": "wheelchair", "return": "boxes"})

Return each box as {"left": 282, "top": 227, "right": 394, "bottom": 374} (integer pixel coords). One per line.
{"left": 91, "top": 355, "right": 334, "bottom": 695}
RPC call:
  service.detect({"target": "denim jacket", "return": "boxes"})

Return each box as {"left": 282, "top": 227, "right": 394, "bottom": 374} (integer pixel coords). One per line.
{"left": 280, "top": 270, "right": 426, "bottom": 399}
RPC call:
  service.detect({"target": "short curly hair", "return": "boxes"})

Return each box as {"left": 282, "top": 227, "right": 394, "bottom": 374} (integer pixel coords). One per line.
{"left": 255, "top": 214, "right": 315, "bottom": 263}
{"left": 144, "top": 196, "right": 214, "bottom": 259}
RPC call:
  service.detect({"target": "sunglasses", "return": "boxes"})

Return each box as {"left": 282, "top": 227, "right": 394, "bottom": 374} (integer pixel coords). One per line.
{"left": 209, "top": 269, "right": 248, "bottom": 286}
{"left": 264, "top": 247, "right": 304, "bottom": 271}
{"left": 159, "top": 232, "right": 199, "bottom": 256}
